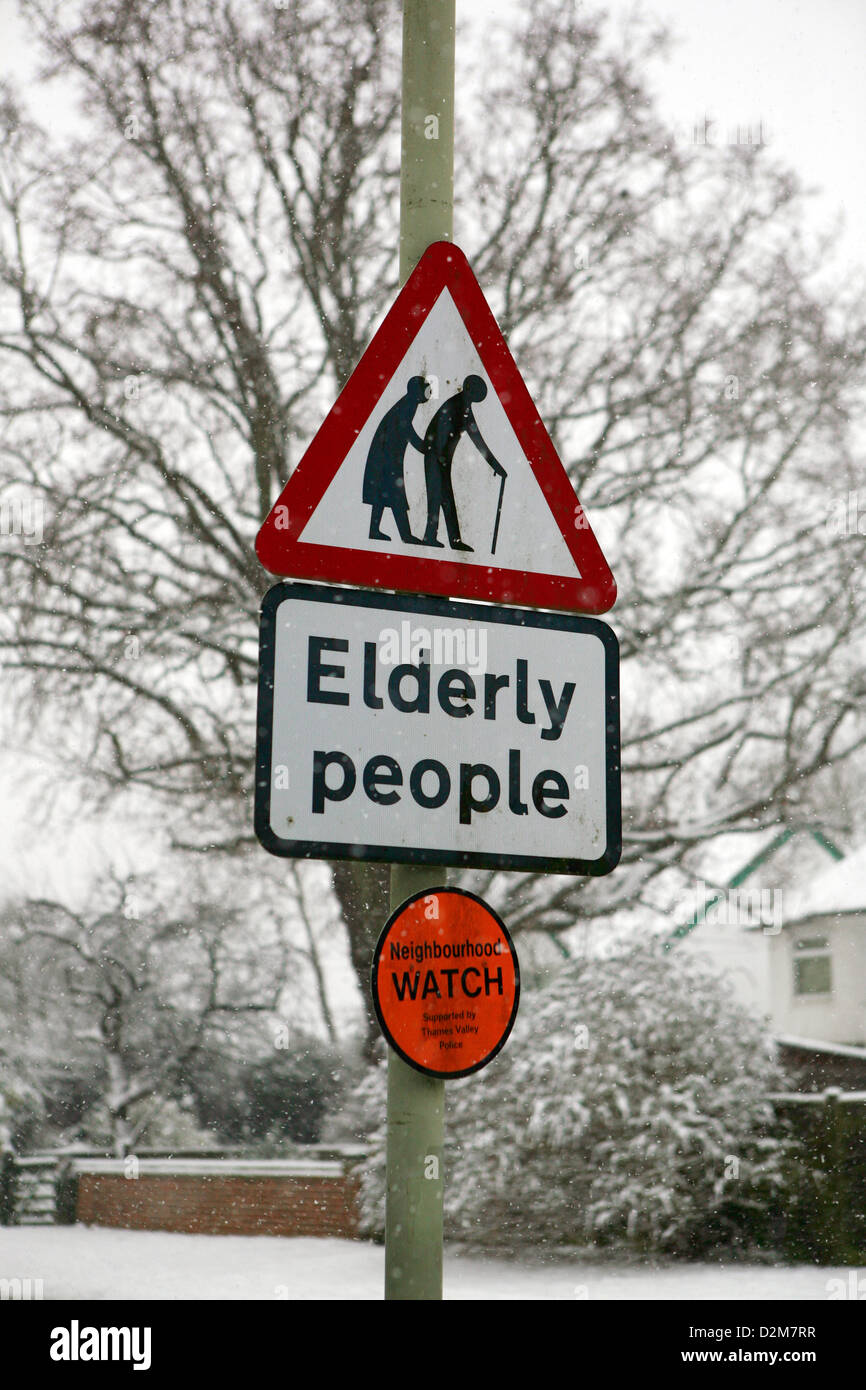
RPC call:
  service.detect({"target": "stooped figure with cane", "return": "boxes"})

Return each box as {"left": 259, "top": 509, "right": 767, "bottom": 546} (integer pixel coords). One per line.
{"left": 420, "top": 375, "right": 507, "bottom": 552}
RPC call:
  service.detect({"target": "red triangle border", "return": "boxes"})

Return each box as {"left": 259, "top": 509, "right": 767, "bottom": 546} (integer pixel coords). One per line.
{"left": 255, "top": 242, "right": 616, "bottom": 614}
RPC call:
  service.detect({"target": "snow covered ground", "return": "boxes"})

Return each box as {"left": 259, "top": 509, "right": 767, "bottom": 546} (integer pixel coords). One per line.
{"left": 0, "top": 1227, "right": 854, "bottom": 1301}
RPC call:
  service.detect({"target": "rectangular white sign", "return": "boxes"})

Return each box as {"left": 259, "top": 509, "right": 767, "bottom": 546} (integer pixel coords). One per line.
{"left": 255, "top": 584, "right": 620, "bottom": 874}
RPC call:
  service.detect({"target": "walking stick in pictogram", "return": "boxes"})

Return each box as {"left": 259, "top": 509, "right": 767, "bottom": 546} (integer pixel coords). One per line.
{"left": 491, "top": 469, "right": 507, "bottom": 555}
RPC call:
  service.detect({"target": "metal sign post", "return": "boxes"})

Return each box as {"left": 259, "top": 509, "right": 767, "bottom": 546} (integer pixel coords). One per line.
{"left": 384, "top": 0, "right": 455, "bottom": 1303}
{"left": 252, "top": 0, "right": 620, "bottom": 1302}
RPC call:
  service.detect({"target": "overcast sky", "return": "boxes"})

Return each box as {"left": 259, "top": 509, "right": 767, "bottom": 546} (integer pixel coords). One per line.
{"left": 1, "top": 0, "right": 863, "bottom": 267}
{"left": 467, "top": 0, "right": 866, "bottom": 274}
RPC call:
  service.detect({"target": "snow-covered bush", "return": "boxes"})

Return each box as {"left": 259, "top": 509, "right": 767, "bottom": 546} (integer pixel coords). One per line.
{"left": 355, "top": 941, "right": 794, "bottom": 1255}
{"left": 0, "top": 1074, "right": 43, "bottom": 1153}
{"left": 186, "top": 1036, "right": 346, "bottom": 1146}
{"left": 78, "top": 1096, "right": 220, "bottom": 1153}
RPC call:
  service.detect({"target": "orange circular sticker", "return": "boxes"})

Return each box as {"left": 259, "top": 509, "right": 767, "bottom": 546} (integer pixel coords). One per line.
{"left": 371, "top": 887, "right": 520, "bottom": 1078}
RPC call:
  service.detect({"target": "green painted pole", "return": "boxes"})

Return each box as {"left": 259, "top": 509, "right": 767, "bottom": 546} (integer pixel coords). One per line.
{"left": 398, "top": 0, "right": 455, "bottom": 283}
{"left": 384, "top": 865, "right": 447, "bottom": 1300}
{"left": 384, "top": 0, "right": 455, "bottom": 1302}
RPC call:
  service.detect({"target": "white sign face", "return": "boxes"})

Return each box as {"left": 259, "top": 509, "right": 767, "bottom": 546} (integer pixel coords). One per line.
{"left": 298, "top": 289, "right": 577, "bottom": 577}
{"left": 255, "top": 584, "right": 621, "bottom": 875}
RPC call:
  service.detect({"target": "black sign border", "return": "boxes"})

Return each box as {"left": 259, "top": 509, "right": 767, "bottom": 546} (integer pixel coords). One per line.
{"left": 371, "top": 886, "right": 521, "bottom": 1080}
{"left": 255, "top": 581, "right": 621, "bottom": 875}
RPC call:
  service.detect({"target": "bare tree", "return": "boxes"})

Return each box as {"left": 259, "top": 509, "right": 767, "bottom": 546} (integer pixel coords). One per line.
{"left": 0, "top": 0, "right": 864, "bottom": 1045}
{"left": 0, "top": 871, "right": 302, "bottom": 1154}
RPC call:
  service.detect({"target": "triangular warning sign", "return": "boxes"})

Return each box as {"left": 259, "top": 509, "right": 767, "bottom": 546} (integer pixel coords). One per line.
{"left": 256, "top": 242, "right": 616, "bottom": 614}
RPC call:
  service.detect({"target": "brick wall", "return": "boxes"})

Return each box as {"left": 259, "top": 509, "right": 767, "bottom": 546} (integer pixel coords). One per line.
{"left": 73, "top": 1159, "right": 362, "bottom": 1239}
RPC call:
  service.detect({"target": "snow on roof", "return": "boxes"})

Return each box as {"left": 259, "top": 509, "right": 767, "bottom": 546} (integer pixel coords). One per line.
{"left": 70, "top": 1158, "right": 356, "bottom": 1178}
{"left": 685, "top": 826, "right": 789, "bottom": 886}
{"left": 776, "top": 1034, "right": 866, "bottom": 1060}
{"left": 783, "top": 844, "right": 866, "bottom": 923}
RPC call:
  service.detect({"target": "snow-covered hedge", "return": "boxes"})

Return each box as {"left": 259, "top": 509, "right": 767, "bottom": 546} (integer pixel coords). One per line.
{"left": 354, "top": 941, "right": 794, "bottom": 1254}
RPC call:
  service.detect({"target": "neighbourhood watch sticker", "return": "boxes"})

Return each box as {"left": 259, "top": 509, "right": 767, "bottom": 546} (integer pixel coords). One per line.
{"left": 371, "top": 887, "right": 520, "bottom": 1079}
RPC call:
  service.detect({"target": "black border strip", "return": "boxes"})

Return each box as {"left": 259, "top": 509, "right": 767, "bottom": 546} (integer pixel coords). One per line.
{"left": 370, "top": 886, "right": 521, "bottom": 1079}
{"left": 254, "top": 581, "right": 621, "bottom": 875}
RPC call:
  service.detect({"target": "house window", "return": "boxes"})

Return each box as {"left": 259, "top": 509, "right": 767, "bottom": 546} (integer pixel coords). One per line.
{"left": 793, "top": 936, "right": 832, "bottom": 996}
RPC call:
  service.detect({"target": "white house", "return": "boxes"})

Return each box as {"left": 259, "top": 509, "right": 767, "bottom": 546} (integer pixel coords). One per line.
{"left": 672, "top": 833, "right": 866, "bottom": 1085}
{"left": 672, "top": 827, "right": 841, "bottom": 1026}
{"left": 770, "top": 843, "right": 866, "bottom": 1048}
